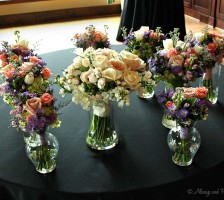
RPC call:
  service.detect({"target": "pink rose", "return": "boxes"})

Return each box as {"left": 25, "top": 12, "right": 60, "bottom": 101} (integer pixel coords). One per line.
{"left": 41, "top": 93, "right": 54, "bottom": 106}
{"left": 23, "top": 97, "right": 42, "bottom": 116}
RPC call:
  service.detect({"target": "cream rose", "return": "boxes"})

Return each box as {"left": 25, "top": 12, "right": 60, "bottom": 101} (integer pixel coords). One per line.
{"left": 23, "top": 97, "right": 42, "bottom": 116}
{"left": 140, "top": 26, "right": 149, "bottom": 32}
{"left": 120, "top": 50, "right": 146, "bottom": 71}
{"left": 134, "top": 30, "right": 145, "bottom": 41}
{"left": 24, "top": 72, "right": 34, "bottom": 85}
{"left": 193, "top": 44, "right": 203, "bottom": 54}
{"left": 97, "top": 78, "right": 106, "bottom": 89}
{"left": 169, "top": 55, "right": 184, "bottom": 66}
{"left": 123, "top": 69, "right": 141, "bottom": 90}
{"left": 72, "top": 56, "right": 82, "bottom": 69}
{"left": 17, "top": 38, "right": 29, "bottom": 49}
{"left": 19, "top": 62, "right": 34, "bottom": 73}
{"left": 92, "top": 54, "right": 108, "bottom": 70}
{"left": 80, "top": 68, "right": 94, "bottom": 83}
{"left": 163, "top": 39, "right": 174, "bottom": 50}
{"left": 194, "top": 32, "right": 205, "bottom": 43}
{"left": 82, "top": 58, "right": 90, "bottom": 68}
{"left": 102, "top": 68, "right": 122, "bottom": 81}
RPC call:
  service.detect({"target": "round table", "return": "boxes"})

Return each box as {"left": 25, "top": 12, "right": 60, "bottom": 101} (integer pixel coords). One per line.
{"left": 1, "top": 46, "right": 224, "bottom": 200}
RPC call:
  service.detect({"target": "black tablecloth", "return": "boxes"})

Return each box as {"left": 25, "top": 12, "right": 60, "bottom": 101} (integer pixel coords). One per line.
{"left": 1, "top": 45, "right": 224, "bottom": 200}
{"left": 116, "top": 0, "right": 186, "bottom": 41}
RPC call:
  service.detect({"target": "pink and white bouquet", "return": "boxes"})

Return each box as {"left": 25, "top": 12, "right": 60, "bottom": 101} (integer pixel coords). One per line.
{"left": 148, "top": 33, "right": 204, "bottom": 88}
{"left": 0, "top": 31, "right": 61, "bottom": 132}
{"left": 55, "top": 47, "right": 153, "bottom": 110}
{"left": 72, "top": 25, "right": 110, "bottom": 50}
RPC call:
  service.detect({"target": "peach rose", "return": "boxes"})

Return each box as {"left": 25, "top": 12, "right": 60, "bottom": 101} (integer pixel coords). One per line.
{"left": 30, "top": 56, "right": 41, "bottom": 63}
{"left": 23, "top": 97, "right": 42, "bottom": 116}
{"left": 42, "top": 68, "right": 51, "bottom": 79}
{"left": 1, "top": 64, "right": 16, "bottom": 79}
{"left": 165, "top": 101, "right": 173, "bottom": 108}
{"left": 182, "top": 87, "right": 196, "bottom": 98}
{"left": 94, "top": 31, "right": 103, "bottom": 42}
{"left": 41, "top": 93, "right": 54, "bottom": 106}
{"left": 0, "top": 53, "right": 8, "bottom": 68}
{"left": 169, "top": 55, "right": 184, "bottom": 66}
{"left": 123, "top": 69, "right": 141, "bottom": 90}
{"left": 109, "top": 58, "right": 127, "bottom": 73}
{"left": 195, "top": 87, "right": 208, "bottom": 99}
{"left": 166, "top": 48, "right": 178, "bottom": 59}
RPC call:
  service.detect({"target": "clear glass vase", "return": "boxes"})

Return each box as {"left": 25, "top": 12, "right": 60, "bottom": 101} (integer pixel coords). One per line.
{"left": 136, "top": 86, "right": 155, "bottom": 99}
{"left": 25, "top": 129, "right": 59, "bottom": 174}
{"left": 200, "top": 63, "right": 221, "bottom": 104}
{"left": 162, "top": 111, "right": 177, "bottom": 129}
{"left": 167, "top": 121, "right": 201, "bottom": 166}
{"left": 162, "top": 84, "right": 176, "bottom": 129}
{"left": 86, "top": 101, "right": 118, "bottom": 150}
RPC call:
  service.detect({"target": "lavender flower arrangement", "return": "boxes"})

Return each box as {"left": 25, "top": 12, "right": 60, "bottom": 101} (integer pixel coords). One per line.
{"left": 157, "top": 87, "right": 210, "bottom": 126}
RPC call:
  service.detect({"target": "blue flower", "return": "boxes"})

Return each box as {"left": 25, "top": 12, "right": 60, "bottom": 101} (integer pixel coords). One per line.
{"left": 177, "top": 109, "right": 189, "bottom": 119}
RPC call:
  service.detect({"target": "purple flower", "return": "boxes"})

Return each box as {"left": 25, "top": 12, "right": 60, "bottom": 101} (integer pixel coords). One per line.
{"left": 195, "top": 99, "right": 207, "bottom": 107}
{"left": 166, "top": 104, "right": 177, "bottom": 117}
{"left": 171, "top": 66, "right": 182, "bottom": 75}
{"left": 177, "top": 109, "right": 189, "bottom": 119}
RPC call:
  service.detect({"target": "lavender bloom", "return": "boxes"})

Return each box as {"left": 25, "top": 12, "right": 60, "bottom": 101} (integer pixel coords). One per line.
{"left": 171, "top": 66, "right": 182, "bottom": 75}
{"left": 195, "top": 99, "right": 207, "bottom": 107}
{"left": 165, "top": 103, "right": 177, "bottom": 117}
{"left": 177, "top": 109, "right": 189, "bottom": 119}
{"left": 185, "top": 71, "right": 193, "bottom": 80}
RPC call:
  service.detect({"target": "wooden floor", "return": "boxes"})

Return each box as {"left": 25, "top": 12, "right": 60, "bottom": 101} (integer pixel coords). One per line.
{"left": 0, "top": 15, "right": 224, "bottom": 54}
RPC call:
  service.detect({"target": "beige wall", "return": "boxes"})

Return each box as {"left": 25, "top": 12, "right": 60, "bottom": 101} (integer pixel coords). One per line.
{"left": 0, "top": 0, "right": 121, "bottom": 16}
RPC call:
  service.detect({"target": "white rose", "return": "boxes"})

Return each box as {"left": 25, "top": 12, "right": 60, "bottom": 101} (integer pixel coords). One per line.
{"left": 92, "top": 55, "right": 108, "bottom": 70}
{"left": 140, "top": 26, "right": 149, "bottom": 32}
{"left": 94, "top": 67, "right": 102, "bottom": 78}
{"left": 68, "top": 78, "right": 79, "bottom": 85}
{"left": 134, "top": 30, "right": 145, "bottom": 41}
{"left": 24, "top": 72, "right": 34, "bottom": 85}
{"left": 193, "top": 44, "right": 203, "bottom": 55}
{"left": 80, "top": 68, "right": 94, "bottom": 83}
{"left": 97, "top": 78, "right": 106, "bottom": 89}
{"left": 194, "top": 32, "right": 205, "bottom": 43}
{"left": 163, "top": 39, "right": 174, "bottom": 50}
{"left": 17, "top": 38, "right": 29, "bottom": 49}
{"left": 20, "top": 62, "right": 34, "bottom": 72}
{"left": 82, "top": 58, "right": 90, "bottom": 68}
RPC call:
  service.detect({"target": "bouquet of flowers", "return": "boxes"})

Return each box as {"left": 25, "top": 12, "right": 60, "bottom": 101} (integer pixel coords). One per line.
{"left": 148, "top": 29, "right": 204, "bottom": 88}
{"left": 158, "top": 86, "right": 210, "bottom": 166}
{"left": 157, "top": 87, "right": 210, "bottom": 126}
{"left": 122, "top": 26, "right": 165, "bottom": 63}
{"left": 55, "top": 47, "right": 152, "bottom": 149}
{"left": 186, "top": 28, "right": 224, "bottom": 103}
{"left": 0, "top": 31, "right": 61, "bottom": 173}
{"left": 72, "top": 25, "right": 110, "bottom": 50}
{"left": 0, "top": 31, "right": 61, "bottom": 131}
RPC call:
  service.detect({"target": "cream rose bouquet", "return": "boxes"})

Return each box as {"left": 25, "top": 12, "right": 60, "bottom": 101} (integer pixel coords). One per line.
{"left": 55, "top": 47, "right": 150, "bottom": 110}
{"left": 55, "top": 47, "right": 152, "bottom": 150}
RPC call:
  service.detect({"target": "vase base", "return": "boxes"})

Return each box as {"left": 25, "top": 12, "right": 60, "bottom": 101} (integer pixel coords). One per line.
{"left": 137, "top": 91, "right": 154, "bottom": 99}
{"left": 86, "top": 131, "right": 118, "bottom": 150}
{"left": 36, "top": 160, "right": 56, "bottom": 174}
{"left": 172, "top": 157, "right": 192, "bottom": 166}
